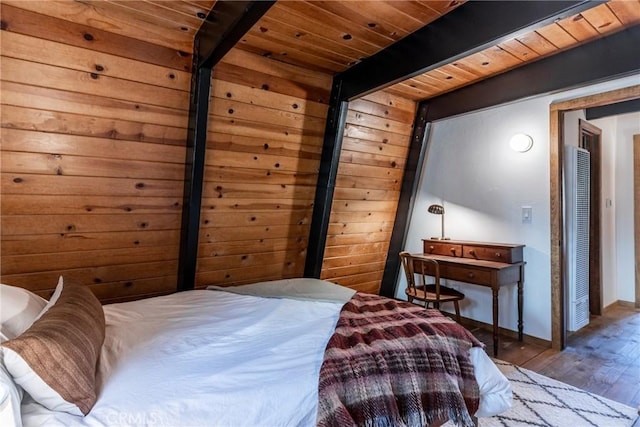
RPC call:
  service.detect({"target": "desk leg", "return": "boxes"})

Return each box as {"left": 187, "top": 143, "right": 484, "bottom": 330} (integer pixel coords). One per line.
{"left": 492, "top": 287, "right": 499, "bottom": 357}
{"left": 517, "top": 279, "right": 524, "bottom": 342}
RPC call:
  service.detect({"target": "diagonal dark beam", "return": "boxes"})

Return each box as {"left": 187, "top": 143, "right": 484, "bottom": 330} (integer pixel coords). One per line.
{"left": 304, "top": 80, "right": 348, "bottom": 278}
{"left": 338, "top": 1, "right": 598, "bottom": 101}
{"left": 178, "top": 1, "right": 274, "bottom": 291}
{"left": 178, "top": 65, "right": 212, "bottom": 292}
{"left": 379, "top": 102, "right": 432, "bottom": 298}
{"left": 586, "top": 98, "right": 640, "bottom": 120}
{"left": 424, "top": 25, "right": 640, "bottom": 122}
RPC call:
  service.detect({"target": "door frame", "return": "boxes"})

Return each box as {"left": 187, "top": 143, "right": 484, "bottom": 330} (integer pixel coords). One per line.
{"left": 634, "top": 134, "right": 640, "bottom": 309}
{"left": 549, "top": 84, "right": 640, "bottom": 351}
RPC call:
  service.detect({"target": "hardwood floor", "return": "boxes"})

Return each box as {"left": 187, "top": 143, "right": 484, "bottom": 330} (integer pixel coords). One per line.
{"left": 468, "top": 302, "right": 640, "bottom": 409}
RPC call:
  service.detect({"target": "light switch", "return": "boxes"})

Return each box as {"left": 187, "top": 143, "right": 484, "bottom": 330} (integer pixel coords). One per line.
{"left": 522, "top": 206, "right": 532, "bottom": 224}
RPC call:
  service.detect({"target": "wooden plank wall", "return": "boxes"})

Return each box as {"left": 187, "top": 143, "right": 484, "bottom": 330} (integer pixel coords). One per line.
{"left": 0, "top": 3, "right": 417, "bottom": 299}
{"left": 0, "top": 4, "right": 191, "bottom": 302}
{"left": 320, "top": 91, "right": 417, "bottom": 294}
{"left": 194, "top": 48, "right": 332, "bottom": 287}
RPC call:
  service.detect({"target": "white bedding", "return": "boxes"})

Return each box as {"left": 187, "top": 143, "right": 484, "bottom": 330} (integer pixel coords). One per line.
{"left": 18, "top": 284, "right": 511, "bottom": 426}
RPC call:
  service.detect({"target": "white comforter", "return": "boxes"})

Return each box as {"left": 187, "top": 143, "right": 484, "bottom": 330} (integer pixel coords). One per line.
{"left": 20, "top": 285, "right": 510, "bottom": 426}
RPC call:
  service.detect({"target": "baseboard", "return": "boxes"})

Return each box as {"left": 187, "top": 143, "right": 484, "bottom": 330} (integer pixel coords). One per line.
{"left": 457, "top": 315, "right": 551, "bottom": 348}
{"left": 603, "top": 300, "right": 639, "bottom": 311}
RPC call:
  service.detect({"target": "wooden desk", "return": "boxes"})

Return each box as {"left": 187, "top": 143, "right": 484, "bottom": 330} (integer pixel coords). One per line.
{"left": 414, "top": 239, "right": 525, "bottom": 356}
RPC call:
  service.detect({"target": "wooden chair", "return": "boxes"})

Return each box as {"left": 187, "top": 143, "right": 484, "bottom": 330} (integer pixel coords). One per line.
{"left": 399, "top": 251, "right": 465, "bottom": 322}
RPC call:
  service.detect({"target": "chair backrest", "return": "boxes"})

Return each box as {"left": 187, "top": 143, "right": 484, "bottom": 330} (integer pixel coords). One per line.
{"left": 399, "top": 251, "right": 417, "bottom": 293}
{"left": 399, "top": 252, "right": 441, "bottom": 306}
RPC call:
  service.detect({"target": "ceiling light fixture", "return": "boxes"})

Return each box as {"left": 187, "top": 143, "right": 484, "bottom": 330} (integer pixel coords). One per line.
{"left": 509, "top": 133, "right": 534, "bottom": 153}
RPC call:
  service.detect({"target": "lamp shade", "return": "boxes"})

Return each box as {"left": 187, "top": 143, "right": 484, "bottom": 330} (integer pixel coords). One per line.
{"left": 427, "top": 204, "right": 444, "bottom": 215}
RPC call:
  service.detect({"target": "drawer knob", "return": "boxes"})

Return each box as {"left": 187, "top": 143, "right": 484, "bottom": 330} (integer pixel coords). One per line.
{"left": 429, "top": 245, "right": 435, "bottom": 252}
{"left": 468, "top": 249, "right": 476, "bottom": 257}
{"left": 467, "top": 272, "right": 475, "bottom": 278}
{"left": 495, "top": 252, "right": 502, "bottom": 258}
{"left": 450, "top": 248, "right": 456, "bottom": 255}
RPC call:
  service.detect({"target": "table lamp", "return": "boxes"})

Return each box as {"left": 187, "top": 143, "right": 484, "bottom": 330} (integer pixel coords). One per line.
{"left": 427, "top": 204, "right": 449, "bottom": 240}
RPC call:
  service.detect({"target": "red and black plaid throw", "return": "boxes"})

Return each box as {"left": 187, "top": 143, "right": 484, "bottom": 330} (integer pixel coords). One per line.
{"left": 317, "top": 293, "right": 482, "bottom": 427}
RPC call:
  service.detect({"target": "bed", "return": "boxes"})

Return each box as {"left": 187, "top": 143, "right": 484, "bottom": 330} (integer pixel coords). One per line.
{"left": 0, "top": 278, "right": 511, "bottom": 427}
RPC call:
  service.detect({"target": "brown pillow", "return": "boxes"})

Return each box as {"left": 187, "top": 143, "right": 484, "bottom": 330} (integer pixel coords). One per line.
{"left": 1, "top": 283, "right": 105, "bottom": 415}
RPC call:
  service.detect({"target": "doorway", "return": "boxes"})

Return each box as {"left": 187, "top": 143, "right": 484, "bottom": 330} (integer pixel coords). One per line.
{"left": 549, "top": 84, "right": 640, "bottom": 351}
{"left": 578, "top": 119, "right": 602, "bottom": 316}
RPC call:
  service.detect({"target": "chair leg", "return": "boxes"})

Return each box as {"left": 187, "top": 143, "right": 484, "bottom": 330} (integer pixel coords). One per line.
{"left": 454, "top": 301, "right": 461, "bottom": 323}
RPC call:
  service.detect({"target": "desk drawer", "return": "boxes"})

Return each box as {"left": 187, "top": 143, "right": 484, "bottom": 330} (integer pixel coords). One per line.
{"left": 462, "top": 245, "right": 523, "bottom": 263}
{"left": 442, "top": 265, "right": 492, "bottom": 286}
{"left": 423, "top": 242, "right": 462, "bottom": 257}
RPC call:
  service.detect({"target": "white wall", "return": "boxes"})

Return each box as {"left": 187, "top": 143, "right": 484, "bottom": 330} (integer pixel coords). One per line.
{"left": 395, "top": 74, "right": 640, "bottom": 341}
{"left": 592, "top": 112, "right": 640, "bottom": 304}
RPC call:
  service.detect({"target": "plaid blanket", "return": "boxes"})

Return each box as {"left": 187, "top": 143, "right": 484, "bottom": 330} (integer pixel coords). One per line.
{"left": 317, "top": 293, "right": 482, "bottom": 427}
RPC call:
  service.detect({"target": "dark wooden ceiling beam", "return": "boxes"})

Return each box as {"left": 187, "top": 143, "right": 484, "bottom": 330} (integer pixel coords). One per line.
{"left": 425, "top": 25, "right": 640, "bottom": 122}
{"left": 337, "top": 1, "right": 598, "bottom": 101}
{"left": 196, "top": 1, "right": 276, "bottom": 69}
{"left": 178, "top": 1, "right": 274, "bottom": 291}
{"left": 586, "top": 98, "right": 640, "bottom": 121}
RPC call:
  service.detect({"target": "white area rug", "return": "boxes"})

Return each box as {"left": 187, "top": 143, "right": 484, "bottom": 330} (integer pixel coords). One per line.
{"left": 450, "top": 360, "right": 639, "bottom": 427}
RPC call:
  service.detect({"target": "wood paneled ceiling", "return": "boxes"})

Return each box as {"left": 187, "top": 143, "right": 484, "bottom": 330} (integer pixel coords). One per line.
{"left": 7, "top": 0, "right": 638, "bottom": 101}
{"left": 236, "top": 0, "right": 465, "bottom": 73}
{"left": 234, "top": 0, "right": 639, "bottom": 101}
{"left": 384, "top": 0, "right": 640, "bottom": 101}
{"left": 3, "top": 0, "right": 217, "bottom": 53}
